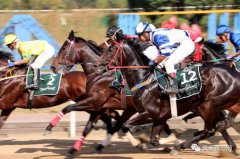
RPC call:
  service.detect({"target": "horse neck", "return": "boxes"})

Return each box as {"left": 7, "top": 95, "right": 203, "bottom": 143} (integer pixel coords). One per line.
{"left": 77, "top": 45, "right": 100, "bottom": 75}
{"left": 202, "top": 46, "right": 223, "bottom": 63}
{"left": 121, "top": 43, "right": 149, "bottom": 89}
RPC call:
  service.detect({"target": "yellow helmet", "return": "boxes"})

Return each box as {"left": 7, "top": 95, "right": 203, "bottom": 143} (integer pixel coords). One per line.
{"left": 4, "top": 34, "right": 18, "bottom": 45}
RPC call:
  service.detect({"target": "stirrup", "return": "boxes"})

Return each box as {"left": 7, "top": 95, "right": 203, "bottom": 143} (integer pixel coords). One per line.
{"left": 25, "top": 84, "right": 39, "bottom": 90}
{"left": 165, "top": 87, "right": 178, "bottom": 94}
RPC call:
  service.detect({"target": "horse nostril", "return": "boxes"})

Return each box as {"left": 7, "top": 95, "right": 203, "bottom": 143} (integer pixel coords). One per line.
{"left": 50, "top": 65, "right": 55, "bottom": 70}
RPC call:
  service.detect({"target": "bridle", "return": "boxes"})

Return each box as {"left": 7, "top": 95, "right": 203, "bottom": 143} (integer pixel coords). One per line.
{"left": 63, "top": 39, "right": 80, "bottom": 70}
{"left": 107, "top": 39, "right": 148, "bottom": 69}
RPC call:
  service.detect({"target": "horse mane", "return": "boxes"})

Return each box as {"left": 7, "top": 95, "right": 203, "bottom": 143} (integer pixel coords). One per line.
{"left": 126, "top": 39, "right": 151, "bottom": 66}
{"left": 203, "top": 40, "right": 227, "bottom": 56}
{"left": 74, "top": 37, "right": 103, "bottom": 56}
{"left": 0, "top": 51, "right": 14, "bottom": 61}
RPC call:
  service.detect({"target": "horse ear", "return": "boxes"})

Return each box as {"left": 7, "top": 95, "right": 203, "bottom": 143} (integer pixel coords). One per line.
{"left": 68, "top": 30, "right": 75, "bottom": 40}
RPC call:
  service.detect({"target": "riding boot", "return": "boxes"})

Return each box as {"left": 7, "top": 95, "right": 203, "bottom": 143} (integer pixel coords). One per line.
{"left": 26, "top": 68, "right": 40, "bottom": 90}
{"left": 165, "top": 72, "right": 178, "bottom": 94}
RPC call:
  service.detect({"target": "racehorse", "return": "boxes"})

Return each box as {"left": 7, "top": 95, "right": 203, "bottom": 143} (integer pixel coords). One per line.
{"left": 97, "top": 38, "right": 240, "bottom": 155}
{"left": 48, "top": 31, "right": 143, "bottom": 154}
{"left": 183, "top": 41, "right": 240, "bottom": 131}
{"left": 0, "top": 51, "right": 88, "bottom": 130}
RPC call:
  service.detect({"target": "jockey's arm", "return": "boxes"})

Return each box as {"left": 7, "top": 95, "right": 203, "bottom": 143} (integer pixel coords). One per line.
{"left": 154, "top": 55, "right": 166, "bottom": 64}
{"left": 14, "top": 58, "right": 29, "bottom": 65}
{"left": 231, "top": 51, "right": 240, "bottom": 58}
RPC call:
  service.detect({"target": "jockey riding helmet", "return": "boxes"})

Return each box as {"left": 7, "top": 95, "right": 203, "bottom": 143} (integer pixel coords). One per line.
{"left": 216, "top": 25, "right": 231, "bottom": 36}
{"left": 135, "top": 22, "right": 156, "bottom": 35}
{"left": 4, "top": 34, "right": 18, "bottom": 45}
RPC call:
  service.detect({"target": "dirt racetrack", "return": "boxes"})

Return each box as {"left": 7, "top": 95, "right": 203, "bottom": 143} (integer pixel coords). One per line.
{"left": 1, "top": 122, "right": 240, "bottom": 159}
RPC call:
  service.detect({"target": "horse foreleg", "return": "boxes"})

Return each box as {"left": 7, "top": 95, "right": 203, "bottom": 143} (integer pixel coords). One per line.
{"left": 69, "top": 111, "right": 100, "bottom": 155}
{"left": 171, "top": 129, "right": 212, "bottom": 155}
{"left": 150, "top": 123, "right": 163, "bottom": 146}
{"left": 220, "top": 129, "right": 237, "bottom": 154}
{"left": 43, "top": 101, "right": 78, "bottom": 135}
{"left": 158, "top": 123, "right": 182, "bottom": 145}
{"left": 0, "top": 108, "right": 15, "bottom": 128}
{"left": 96, "top": 108, "right": 137, "bottom": 152}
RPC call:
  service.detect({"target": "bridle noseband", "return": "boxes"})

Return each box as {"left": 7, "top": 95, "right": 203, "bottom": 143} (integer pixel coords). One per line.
{"left": 63, "top": 39, "right": 80, "bottom": 70}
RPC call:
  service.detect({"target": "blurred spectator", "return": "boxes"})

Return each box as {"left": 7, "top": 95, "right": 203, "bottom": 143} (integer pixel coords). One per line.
{"left": 169, "top": 16, "right": 178, "bottom": 28}
{"left": 161, "top": 21, "right": 176, "bottom": 29}
{"left": 191, "top": 24, "right": 202, "bottom": 36}
{"left": 180, "top": 22, "right": 190, "bottom": 30}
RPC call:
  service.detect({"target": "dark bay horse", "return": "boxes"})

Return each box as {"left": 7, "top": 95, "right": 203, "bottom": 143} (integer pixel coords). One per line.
{"left": 0, "top": 52, "right": 88, "bottom": 129}
{"left": 48, "top": 31, "right": 141, "bottom": 154}
{"left": 97, "top": 38, "right": 240, "bottom": 155}
{"left": 183, "top": 41, "right": 240, "bottom": 130}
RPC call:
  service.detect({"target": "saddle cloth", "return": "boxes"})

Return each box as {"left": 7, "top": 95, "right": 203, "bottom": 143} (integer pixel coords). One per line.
{"left": 155, "top": 64, "right": 202, "bottom": 100}
{"left": 26, "top": 68, "right": 62, "bottom": 96}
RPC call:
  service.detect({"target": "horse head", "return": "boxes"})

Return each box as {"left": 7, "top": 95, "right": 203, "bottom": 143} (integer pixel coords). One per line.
{"left": 51, "top": 30, "right": 77, "bottom": 73}
{"left": 51, "top": 30, "right": 104, "bottom": 74}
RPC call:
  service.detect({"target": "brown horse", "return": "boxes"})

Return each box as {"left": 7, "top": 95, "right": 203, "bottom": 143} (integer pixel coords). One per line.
{"left": 47, "top": 31, "right": 175, "bottom": 154}
{"left": 0, "top": 51, "right": 87, "bottom": 128}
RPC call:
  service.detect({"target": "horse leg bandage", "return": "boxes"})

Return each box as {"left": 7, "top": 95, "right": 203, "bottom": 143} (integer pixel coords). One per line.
{"left": 73, "top": 136, "right": 85, "bottom": 151}
{"left": 50, "top": 112, "right": 64, "bottom": 126}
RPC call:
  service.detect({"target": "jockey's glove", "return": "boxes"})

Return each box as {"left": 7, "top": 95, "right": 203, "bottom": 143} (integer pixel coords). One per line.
{"left": 8, "top": 61, "right": 15, "bottom": 67}
{"left": 148, "top": 61, "right": 157, "bottom": 72}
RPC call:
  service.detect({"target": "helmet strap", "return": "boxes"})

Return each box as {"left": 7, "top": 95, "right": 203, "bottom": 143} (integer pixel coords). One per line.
{"left": 137, "top": 22, "right": 150, "bottom": 36}
{"left": 142, "top": 23, "right": 149, "bottom": 33}
{"left": 142, "top": 32, "right": 150, "bottom": 41}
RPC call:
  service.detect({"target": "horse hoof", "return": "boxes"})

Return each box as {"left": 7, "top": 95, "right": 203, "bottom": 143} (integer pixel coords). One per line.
{"left": 170, "top": 149, "right": 179, "bottom": 156}
{"left": 68, "top": 148, "right": 77, "bottom": 155}
{"left": 96, "top": 144, "right": 104, "bottom": 152}
{"left": 219, "top": 150, "right": 236, "bottom": 158}
{"left": 150, "top": 139, "right": 160, "bottom": 146}
{"left": 138, "top": 133, "right": 149, "bottom": 143}
{"left": 121, "top": 126, "right": 129, "bottom": 133}
{"left": 136, "top": 143, "right": 148, "bottom": 151}
{"left": 42, "top": 130, "right": 52, "bottom": 136}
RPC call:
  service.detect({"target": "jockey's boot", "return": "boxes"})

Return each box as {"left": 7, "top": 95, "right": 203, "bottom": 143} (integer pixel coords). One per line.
{"left": 25, "top": 68, "right": 40, "bottom": 90}
{"left": 165, "top": 72, "right": 178, "bottom": 94}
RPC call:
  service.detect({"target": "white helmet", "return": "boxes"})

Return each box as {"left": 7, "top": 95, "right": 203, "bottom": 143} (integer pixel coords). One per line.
{"left": 135, "top": 22, "right": 156, "bottom": 35}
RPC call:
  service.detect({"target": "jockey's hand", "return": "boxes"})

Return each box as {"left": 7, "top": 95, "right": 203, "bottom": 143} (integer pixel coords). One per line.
{"left": 148, "top": 61, "right": 157, "bottom": 72}
{"left": 8, "top": 61, "right": 15, "bottom": 67}
{"left": 226, "top": 55, "right": 233, "bottom": 59}
{"left": 226, "top": 55, "right": 235, "bottom": 61}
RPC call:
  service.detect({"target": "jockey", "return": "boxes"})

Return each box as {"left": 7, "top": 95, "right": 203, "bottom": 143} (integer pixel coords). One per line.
{"left": 216, "top": 25, "right": 240, "bottom": 59}
{"left": 3, "top": 34, "right": 55, "bottom": 90}
{"left": 160, "top": 23, "right": 203, "bottom": 62}
{"left": 135, "top": 21, "right": 195, "bottom": 93}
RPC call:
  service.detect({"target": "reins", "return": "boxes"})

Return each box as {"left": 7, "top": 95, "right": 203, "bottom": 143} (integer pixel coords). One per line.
{"left": 107, "top": 40, "right": 149, "bottom": 69}
{"left": 0, "top": 67, "right": 32, "bottom": 82}
{"left": 0, "top": 74, "right": 32, "bottom": 82}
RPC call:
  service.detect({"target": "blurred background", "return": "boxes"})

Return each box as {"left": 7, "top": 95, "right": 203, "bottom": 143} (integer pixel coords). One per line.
{"left": 0, "top": 0, "right": 239, "bottom": 49}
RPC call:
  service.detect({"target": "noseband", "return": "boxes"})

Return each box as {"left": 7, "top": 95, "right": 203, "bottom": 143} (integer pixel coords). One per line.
{"left": 64, "top": 39, "right": 80, "bottom": 70}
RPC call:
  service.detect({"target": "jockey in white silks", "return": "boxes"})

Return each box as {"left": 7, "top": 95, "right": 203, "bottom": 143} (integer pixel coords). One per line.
{"left": 135, "top": 21, "right": 195, "bottom": 118}
{"left": 135, "top": 21, "right": 195, "bottom": 93}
